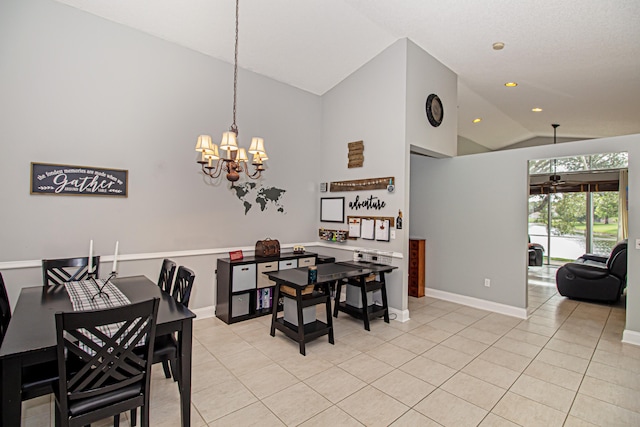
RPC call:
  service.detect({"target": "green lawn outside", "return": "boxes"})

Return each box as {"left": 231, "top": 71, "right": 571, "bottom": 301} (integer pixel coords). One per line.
{"left": 574, "top": 223, "right": 618, "bottom": 235}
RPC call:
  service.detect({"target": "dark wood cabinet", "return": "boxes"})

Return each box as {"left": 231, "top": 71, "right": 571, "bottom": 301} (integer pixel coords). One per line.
{"left": 216, "top": 252, "right": 317, "bottom": 324}
{"left": 408, "top": 239, "right": 425, "bottom": 297}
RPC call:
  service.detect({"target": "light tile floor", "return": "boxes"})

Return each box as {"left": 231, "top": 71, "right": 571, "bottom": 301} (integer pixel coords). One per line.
{"left": 22, "top": 270, "right": 637, "bottom": 426}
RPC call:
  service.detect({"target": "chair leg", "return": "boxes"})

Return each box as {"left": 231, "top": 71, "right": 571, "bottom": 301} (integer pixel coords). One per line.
{"left": 141, "top": 404, "right": 150, "bottom": 427}
{"left": 54, "top": 405, "right": 61, "bottom": 427}
{"left": 170, "top": 358, "right": 180, "bottom": 383}
{"left": 161, "top": 360, "right": 172, "bottom": 379}
{"left": 114, "top": 414, "right": 120, "bottom": 427}
{"left": 130, "top": 408, "right": 137, "bottom": 427}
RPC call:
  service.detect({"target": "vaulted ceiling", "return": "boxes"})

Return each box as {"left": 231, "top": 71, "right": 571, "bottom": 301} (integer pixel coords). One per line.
{"left": 55, "top": 0, "right": 640, "bottom": 150}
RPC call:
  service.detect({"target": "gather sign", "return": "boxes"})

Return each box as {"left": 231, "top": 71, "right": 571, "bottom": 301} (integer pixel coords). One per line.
{"left": 30, "top": 162, "right": 128, "bottom": 197}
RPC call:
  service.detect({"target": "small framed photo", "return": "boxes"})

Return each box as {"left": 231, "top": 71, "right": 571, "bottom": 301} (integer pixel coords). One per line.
{"left": 320, "top": 197, "right": 345, "bottom": 223}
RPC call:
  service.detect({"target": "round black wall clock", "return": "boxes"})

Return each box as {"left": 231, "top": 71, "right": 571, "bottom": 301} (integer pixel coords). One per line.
{"left": 425, "top": 93, "right": 444, "bottom": 127}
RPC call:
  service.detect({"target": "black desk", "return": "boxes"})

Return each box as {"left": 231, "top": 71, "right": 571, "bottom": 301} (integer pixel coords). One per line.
{"left": 267, "top": 262, "right": 384, "bottom": 355}
{"left": 0, "top": 275, "right": 196, "bottom": 427}
{"left": 332, "top": 261, "right": 397, "bottom": 331}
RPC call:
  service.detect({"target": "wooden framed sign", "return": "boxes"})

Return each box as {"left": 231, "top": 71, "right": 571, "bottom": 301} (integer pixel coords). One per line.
{"left": 30, "top": 162, "right": 128, "bottom": 197}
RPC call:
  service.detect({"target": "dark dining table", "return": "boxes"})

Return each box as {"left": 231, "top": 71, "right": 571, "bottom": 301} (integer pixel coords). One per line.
{"left": 0, "top": 275, "right": 196, "bottom": 427}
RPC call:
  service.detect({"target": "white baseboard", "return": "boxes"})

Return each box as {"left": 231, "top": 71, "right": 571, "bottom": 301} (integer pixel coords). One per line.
{"left": 425, "top": 288, "right": 528, "bottom": 319}
{"left": 622, "top": 329, "right": 640, "bottom": 347}
{"left": 192, "top": 306, "right": 216, "bottom": 320}
{"left": 389, "top": 307, "right": 410, "bottom": 322}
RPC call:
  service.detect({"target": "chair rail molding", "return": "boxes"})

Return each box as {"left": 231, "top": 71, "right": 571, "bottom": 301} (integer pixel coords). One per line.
{"left": 0, "top": 242, "right": 403, "bottom": 271}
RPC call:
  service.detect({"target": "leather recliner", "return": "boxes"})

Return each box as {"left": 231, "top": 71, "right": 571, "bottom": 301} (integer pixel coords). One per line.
{"left": 528, "top": 244, "right": 544, "bottom": 266}
{"left": 556, "top": 240, "right": 628, "bottom": 302}
{"left": 528, "top": 235, "right": 544, "bottom": 266}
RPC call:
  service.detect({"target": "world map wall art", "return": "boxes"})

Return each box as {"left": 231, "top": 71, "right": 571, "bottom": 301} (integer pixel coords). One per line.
{"left": 230, "top": 182, "right": 286, "bottom": 215}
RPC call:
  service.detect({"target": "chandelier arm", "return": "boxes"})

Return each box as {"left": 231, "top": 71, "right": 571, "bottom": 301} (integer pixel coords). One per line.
{"left": 244, "top": 166, "right": 262, "bottom": 180}
{"left": 202, "top": 159, "right": 225, "bottom": 179}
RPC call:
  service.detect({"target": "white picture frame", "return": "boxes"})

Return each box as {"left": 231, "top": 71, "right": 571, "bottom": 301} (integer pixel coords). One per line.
{"left": 320, "top": 197, "right": 345, "bottom": 223}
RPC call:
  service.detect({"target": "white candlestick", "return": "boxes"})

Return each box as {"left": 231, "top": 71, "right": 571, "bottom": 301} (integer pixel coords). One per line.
{"left": 88, "top": 239, "right": 94, "bottom": 274}
{"left": 112, "top": 241, "right": 119, "bottom": 272}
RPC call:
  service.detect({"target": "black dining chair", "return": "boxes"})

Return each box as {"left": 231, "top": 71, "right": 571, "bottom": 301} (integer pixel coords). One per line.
{"left": 42, "top": 256, "right": 101, "bottom": 286}
{"left": 0, "top": 272, "right": 10, "bottom": 343}
{"left": 157, "top": 258, "right": 176, "bottom": 294}
{"left": 0, "top": 272, "right": 61, "bottom": 405}
{"left": 54, "top": 298, "right": 159, "bottom": 427}
{"left": 130, "top": 266, "right": 195, "bottom": 427}
{"left": 158, "top": 266, "right": 196, "bottom": 380}
{"left": 171, "top": 266, "right": 196, "bottom": 308}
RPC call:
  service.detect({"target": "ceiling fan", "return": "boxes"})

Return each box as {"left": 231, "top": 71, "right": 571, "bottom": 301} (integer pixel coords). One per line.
{"left": 548, "top": 124, "right": 564, "bottom": 185}
{"left": 530, "top": 124, "right": 583, "bottom": 193}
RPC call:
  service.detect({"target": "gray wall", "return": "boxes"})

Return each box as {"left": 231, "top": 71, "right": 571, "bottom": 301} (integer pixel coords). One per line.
{"left": 320, "top": 39, "right": 458, "bottom": 315}
{"left": 457, "top": 136, "right": 491, "bottom": 155}
{"left": 410, "top": 133, "right": 640, "bottom": 334}
{"left": 320, "top": 39, "right": 408, "bottom": 311}
{"left": 0, "top": 0, "right": 321, "bottom": 309}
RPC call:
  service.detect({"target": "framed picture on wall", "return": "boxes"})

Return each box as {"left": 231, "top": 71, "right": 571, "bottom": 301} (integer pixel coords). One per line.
{"left": 320, "top": 197, "right": 345, "bottom": 223}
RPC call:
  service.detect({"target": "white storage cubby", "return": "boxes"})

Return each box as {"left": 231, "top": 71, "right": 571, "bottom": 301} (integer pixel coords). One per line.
{"left": 232, "top": 264, "right": 257, "bottom": 292}
{"left": 283, "top": 298, "right": 316, "bottom": 326}
{"left": 298, "top": 257, "right": 316, "bottom": 267}
{"left": 231, "top": 294, "right": 250, "bottom": 317}
{"left": 278, "top": 259, "right": 297, "bottom": 270}
{"left": 257, "top": 261, "right": 278, "bottom": 288}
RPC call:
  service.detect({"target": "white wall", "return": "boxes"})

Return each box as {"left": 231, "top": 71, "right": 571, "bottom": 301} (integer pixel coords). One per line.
{"left": 320, "top": 39, "right": 408, "bottom": 312}
{"left": 320, "top": 39, "right": 458, "bottom": 317}
{"left": 406, "top": 40, "right": 458, "bottom": 158}
{"left": 0, "top": 0, "right": 321, "bottom": 310}
{"left": 410, "top": 134, "right": 640, "bottom": 336}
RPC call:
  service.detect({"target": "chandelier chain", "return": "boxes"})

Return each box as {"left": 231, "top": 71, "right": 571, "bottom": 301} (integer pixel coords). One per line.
{"left": 195, "top": 0, "right": 265, "bottom": 182}
{"left": 231, "top": 0, "right": 239, "bottom": 134}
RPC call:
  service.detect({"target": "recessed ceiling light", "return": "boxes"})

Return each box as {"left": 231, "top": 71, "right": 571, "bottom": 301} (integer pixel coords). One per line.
{"left": 473, "top": 118, "right": 482, "bottom": 123}
{"left": 532, "top": 107, "right": 543, "bottom": 112}
{"left": 492, "top": 42, "right": 505, "bottom": 50}
{"left": 504, "top": 82, "right": 518, "bottom": 87}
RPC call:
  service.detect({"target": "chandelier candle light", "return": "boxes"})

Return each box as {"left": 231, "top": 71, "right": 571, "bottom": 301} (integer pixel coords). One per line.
{"left": 195, "top": 0, "right": 268, "bottom": 182}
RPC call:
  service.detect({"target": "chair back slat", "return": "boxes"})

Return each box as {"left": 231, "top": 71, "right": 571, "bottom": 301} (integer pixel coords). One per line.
{"left": 157, "top": 259, "right": 176, "bottom": 294}
{"left": 55, "top": 298, "right": 159, "bottom": 417}
{"left": 42, "top": 256, "right": 100, "bottom": 286}
{"left": 172, "top": 266, "right": 195, "bottom": 307}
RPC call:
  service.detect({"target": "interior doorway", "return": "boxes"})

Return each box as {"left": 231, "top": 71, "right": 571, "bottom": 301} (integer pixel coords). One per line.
{"left": 526, "top": 152, "right": 628, "bottom": 309}
{"left": 528, "top": 152, "right": 628, "bottom": 266}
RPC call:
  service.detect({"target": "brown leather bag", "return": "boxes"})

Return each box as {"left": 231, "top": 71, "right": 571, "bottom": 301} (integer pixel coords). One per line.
{"left": 255, "top": 238, "right": 280, "bottom": 257}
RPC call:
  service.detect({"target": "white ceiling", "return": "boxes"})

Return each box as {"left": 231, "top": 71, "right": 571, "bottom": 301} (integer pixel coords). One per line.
{"left": 55, "top": 0, "right": 640, "bottom": 150}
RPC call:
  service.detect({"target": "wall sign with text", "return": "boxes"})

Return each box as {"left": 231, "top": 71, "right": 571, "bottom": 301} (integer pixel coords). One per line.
{"left": 348, "top": 194, "right": 386, "bottom": 210}
{"left": 30, "top": 162, "right": 128, "bottom": 197}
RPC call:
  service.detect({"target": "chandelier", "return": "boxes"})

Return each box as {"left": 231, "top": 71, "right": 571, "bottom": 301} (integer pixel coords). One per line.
{"left": 195, "top": 0, "right": 268, "bottom": 182}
